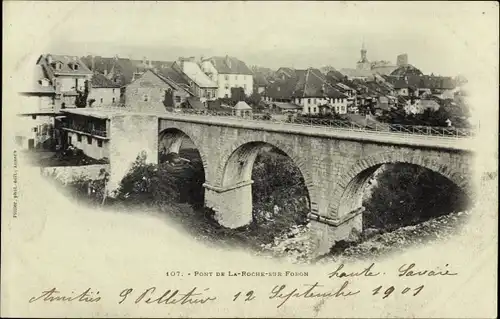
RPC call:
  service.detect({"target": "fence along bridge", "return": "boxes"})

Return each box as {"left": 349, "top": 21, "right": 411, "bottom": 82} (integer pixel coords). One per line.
{"left": 105, "top": 109, "right": 475, "bottom": 254}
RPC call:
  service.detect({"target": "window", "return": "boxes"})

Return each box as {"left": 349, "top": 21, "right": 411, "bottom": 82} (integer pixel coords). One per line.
{"left": 32, "top": 115, "right": 37, "bottom": 120}
{"left": 68, "top": 136, "right": 72, "bottom": 145}
{"left": 225, "top": 84, "right": 229, "bottom": 89}
{"left": 308, "top": 107, "right": 311, "bottom": 113}
{"left": 74, "top": 64, "right": 79, "bottom": 70}
{"left": 77, "top": 134, "right": 82, "bottom": 142}
{"left": 308, "top": 98, "right": 311, "bottom": 104}
{"left": 313, "top": 98, "right": 317, "bottom": 104}
{"left": 243, "top": 84, "right": 247, "bottom": 90}
{"left": 143, "top": 94, "right": 149, "bottom": 102}
{"left": 97, "top": 140, "right": 103, "bottom": 148}
{"left": 32, "top": 127, "right": 38, "bottom": 133}
{"left": 87, "top": 136, "right": 92, "bottom": 145}
{"left": 112, "top": 97, "right": 116, "bottom": 103}
{"left": 225, "top": 75, "right": 229, "bottom": 81}
{"left": 100, "top": 98, "right": 103, "bottom": 103}
{"left": 236, "top": 75, "right": 239, "bottom": 80}
{"left": 112, "top": 89, "right": 116, "bottom": 94}
{"left": 175, "top": 96, "right": 181, "bottom": 103}
{"left": 313, "top": 107, "right": 317, "bottom": 113}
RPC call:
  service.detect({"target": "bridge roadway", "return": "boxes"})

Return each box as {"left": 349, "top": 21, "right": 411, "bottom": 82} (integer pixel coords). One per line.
{"left": 157, "top": 113, "right": 476, "bottom": 152}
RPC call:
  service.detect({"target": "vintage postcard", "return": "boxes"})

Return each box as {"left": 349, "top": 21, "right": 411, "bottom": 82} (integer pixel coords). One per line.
{"left": 1, "top": 1, "right": 498, "bottom": 318}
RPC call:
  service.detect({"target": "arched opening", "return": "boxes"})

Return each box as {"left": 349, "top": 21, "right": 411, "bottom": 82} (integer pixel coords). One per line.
{"left": 158, "top": 128, "right": 206, "bottom": 207}
{"left": 221, "top": 142, "right": 311, "bottom": 241}
{"left": 340, "top": 162, "right": 470, "bottom": 237}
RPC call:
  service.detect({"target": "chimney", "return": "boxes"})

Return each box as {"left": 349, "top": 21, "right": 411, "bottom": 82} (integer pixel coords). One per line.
{"left": 142, "top": 56, "right": 147, "bottom": 67}
{"left": 91, "top": 55, "right": 95, "bottom": 71}
{"left": 225, "top": 55, "right": 231, "bottom": 68}
{"left": 104, "top": 69, "right": 108, "bottom": 76}
{"left": 148, "top": 59, "right": 153, "bottom": 68}
{"left": 47, "top": 54, "right": 53, "bottom": 64}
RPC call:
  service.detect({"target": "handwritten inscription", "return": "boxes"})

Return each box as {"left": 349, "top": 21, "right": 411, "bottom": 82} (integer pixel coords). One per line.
{"left": 398, "top": 263, "right": 458, "bottom": 277}
{"left": 27, "top": 263, "right": 457, "bottom": 308}
{"left": 269, "top": 281, "right": 359, "bottom": 308}
{"left": 29, "top": 288, "right": 101, "bottom": 303}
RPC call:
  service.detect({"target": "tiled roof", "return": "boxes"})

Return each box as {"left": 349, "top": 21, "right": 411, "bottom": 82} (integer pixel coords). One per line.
{"left": 180, "top": 61, "right": 218, "bottom": 88}
{"left": 38, "top": 54, "right": 93, "bottom": 76}
{"left": 19, "top": 64, "right": 56, "bottom": 94}
{"left": 206, "top": 56, "right": 253, "bottom": 75}
{"left": 185, "top": 97, "right": 205, "bottom": 110}
{"left": 91, "top": 73, "right": 121, "bottom": 88}
{"left": 390, "top": 64, "right": 423, "bottom": 77}
{"left": 154, "top": 70, "right": 194, "bottom": 96}
{"left": 254, "top": 73, "right": 269, "bottom": 86}
{"left": 156, "top": 64, "right": 191, "bottom": 89}
{"left": 266, "top": 68, "right": 347, "bottom": 99}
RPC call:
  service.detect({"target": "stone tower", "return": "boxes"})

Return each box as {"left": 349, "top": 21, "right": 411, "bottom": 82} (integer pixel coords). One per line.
{"left": 356, "top": 41, "right": 370, "bottom": 71}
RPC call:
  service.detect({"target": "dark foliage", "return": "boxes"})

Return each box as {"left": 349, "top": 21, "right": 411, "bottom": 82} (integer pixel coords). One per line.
{"left": 363, "top": 163, "right": 469, "bottom": 231}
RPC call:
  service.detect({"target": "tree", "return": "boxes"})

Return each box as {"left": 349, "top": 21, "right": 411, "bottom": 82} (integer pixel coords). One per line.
{"left": 230, "top": 87, "right": 246, "bottom": 102}
{"left": 75, "top": 80, "right": 90, "bottom": 108}
{"left": 247, "top": 92, "right": 262, "bottom": 106}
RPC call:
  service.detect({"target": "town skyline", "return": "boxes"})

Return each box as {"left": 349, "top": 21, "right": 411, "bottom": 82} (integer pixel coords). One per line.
{"left": 6, "top": 2, "right": 496, "bottom": 78}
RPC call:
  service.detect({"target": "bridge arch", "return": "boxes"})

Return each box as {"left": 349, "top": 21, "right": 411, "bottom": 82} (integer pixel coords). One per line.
{"left": 158, "top": 127, "right": 210, "bottom": 174}
{"left": 208, "top": 137, "right": 317, "bottom": 228}
{"left": 217, "top": 137, "right": 315, "bottom": 196}
{"left": 333, "top": 151, "right": 471, "bottom": 219}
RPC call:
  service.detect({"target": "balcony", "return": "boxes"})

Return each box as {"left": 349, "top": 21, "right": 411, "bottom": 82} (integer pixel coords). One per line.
{"left": 60, "top": 121, "right": 108, "bottom": 139}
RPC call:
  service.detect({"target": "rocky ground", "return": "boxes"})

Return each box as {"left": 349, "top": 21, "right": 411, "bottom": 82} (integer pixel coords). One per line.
{"left": 258, "top": 210, "right": 471, "bottom": 264}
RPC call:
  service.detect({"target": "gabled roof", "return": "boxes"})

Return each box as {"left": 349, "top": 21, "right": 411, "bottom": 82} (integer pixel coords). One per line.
{"left": 156, "top": 64, "right": 191, "bottom": 88}
{"left": 91, "top": 73, "right": 121, "bottom": 88}
{"left": 37, "top": 54, "right": 92, "bottom": 76}
{"left": 205, "top": 56, "right": 252, "bottom": 75}
{"left": 19, "top": 64, "right": 56, "bottom": 94}
{"left": 266, "top": 68, "right": 347, "bottom": 99}
{"left": 185, "top": 97, "right": 205, "bottom": 110}
{"left": 179, "top": 61, "right": 218, "bottom": 88}
{"left": 131, "top": 69, "right": 193, "bottom": 96}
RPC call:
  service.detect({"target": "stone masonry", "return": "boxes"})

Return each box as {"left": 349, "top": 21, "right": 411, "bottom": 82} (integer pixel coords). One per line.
{"left": 106, "top": 113, "right": 474, "bottom": 255}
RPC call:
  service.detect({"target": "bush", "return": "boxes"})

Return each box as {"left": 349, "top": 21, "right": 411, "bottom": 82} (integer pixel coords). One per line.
{"left": 362, "top": 163, "right": 469, "bottom": 231}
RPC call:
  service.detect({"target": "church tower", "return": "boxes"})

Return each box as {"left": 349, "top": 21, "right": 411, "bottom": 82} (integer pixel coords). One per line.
{"left": 356, "top": 41, "right": 371, "bottom": 71}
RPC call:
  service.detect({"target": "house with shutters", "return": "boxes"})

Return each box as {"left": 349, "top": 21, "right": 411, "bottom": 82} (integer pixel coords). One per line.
{"left": 36, "top": 54, "right": 93, "bottom": 109}
{"left": 264, "top": 68, "right": 349, "bottom": 115}
{"left": 200, "top": 56, "right": 254, "bottom": 98}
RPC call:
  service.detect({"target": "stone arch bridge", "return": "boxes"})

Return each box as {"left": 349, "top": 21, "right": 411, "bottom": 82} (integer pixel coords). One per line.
{"left": 108, "top": 113, "right": 475, "bottom": 254}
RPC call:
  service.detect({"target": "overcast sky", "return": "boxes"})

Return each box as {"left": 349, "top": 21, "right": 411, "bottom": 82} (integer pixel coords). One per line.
{"left": 4, "top": 1, "right": 499, "bottom": 77}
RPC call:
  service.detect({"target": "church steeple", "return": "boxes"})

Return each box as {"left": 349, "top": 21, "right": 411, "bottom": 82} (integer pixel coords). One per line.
{"left": 360, "top": 41, "right": 367, "bottom": 62}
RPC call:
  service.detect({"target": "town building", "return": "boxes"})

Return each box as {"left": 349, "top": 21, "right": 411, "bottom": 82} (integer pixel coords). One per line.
{"left": 16, "top": 63, "right": 58, "bottom": 150}
{"left": 58, "top": 108, "right": 110, "bottom": 160}
{"left": 37, "top": 54, "right": 93, "bottom": 109}
{"left": 200, "top": 56, "right": 254, "bottom": 98}
{"left": 124, "top": 69, "right": 193, "bottom": 112}
{"left": 172, "top": 58, "right": 218, "bottom": 104}
{"left": 87, "top": 73, "right": 121, "bottom": 107}
{"left": 264, "top": 68, "right": 349, "bottom": 115}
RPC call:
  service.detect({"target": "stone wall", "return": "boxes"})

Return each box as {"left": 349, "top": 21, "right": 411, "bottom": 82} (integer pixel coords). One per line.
{"left": 124, "top": 71, "right": 190, "bottom": 112}
{"left": 159, "top": 117, "right": 474, "bottom": 253}
{"left": 40, "top": 164, "right": 110, "bottom": 185}
{"left": 107, "top": 113, "right": 158, "bottom": 193}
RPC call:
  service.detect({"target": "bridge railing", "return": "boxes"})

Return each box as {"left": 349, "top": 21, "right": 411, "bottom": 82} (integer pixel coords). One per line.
{"left": 169, "top": 109, "right": 476, "bottom": 138}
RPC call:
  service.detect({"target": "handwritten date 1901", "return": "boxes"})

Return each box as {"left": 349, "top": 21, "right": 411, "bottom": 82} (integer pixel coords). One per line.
{"left": 372, "top": 285, "right": 425, "bottom": 299}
